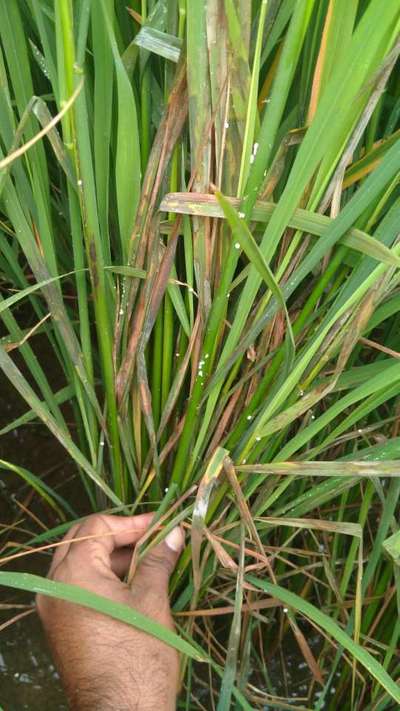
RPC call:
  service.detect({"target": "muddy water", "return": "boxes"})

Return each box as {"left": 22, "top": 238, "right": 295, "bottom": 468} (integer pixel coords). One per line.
{"left": 0, "top": 506, "right": 69, "bottom": 709}
{"left": 1, "top": 606, "right": 67, "bottom": 710}
{"left": 0, "top": 345, "right": 76, "bottom": 709}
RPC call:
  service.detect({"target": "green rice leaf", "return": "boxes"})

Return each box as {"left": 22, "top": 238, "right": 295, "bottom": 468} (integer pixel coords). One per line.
{"left": 0, "top": 571, "right": 205, "bottom": 661}
{"left": 99, "top": 0, "right": 141, "bottom": 257}
{"left": 216, "top": 190, "right": 295, "bottom": 358}
{"left": 246, "top": 576, "right": 400, "bottom": 705}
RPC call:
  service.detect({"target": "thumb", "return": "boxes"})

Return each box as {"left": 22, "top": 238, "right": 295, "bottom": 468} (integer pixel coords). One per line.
{"left": 132, "top": 525, "right": 185, "bottom": 594}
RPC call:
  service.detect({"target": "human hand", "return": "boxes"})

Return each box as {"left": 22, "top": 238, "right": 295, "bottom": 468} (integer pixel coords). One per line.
{"left": 36, "top": 513, "right": 184, "bottom": 711}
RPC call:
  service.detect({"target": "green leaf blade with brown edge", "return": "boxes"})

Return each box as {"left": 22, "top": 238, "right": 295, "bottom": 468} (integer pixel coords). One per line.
{"left": 160, "top": 191, "right": 400, "bottom": 267}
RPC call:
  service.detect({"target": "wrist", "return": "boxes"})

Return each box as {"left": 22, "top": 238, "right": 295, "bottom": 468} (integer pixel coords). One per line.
{"left": 61, "top": 665, "right": 176, "bottom": 711}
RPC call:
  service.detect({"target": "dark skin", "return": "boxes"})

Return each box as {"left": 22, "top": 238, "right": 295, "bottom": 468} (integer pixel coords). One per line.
{"left": 36, "top": 513, "right": 184, "bottom": 711}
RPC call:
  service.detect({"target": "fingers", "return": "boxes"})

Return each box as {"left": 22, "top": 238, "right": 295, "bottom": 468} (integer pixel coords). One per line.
{"left": 132, "top": 526, "right": 185, "bottom": 594}
{"left": 75, "top": 513, "right": 154, "bottom": 553}
{"left": 49, "top": 513, "right": 154, "bottom": 579}
{"left": 49, "top": 522, "right": 80, "bottom": 575}
{"left": 47, "top": 514, "right": 184, "bottom": 598}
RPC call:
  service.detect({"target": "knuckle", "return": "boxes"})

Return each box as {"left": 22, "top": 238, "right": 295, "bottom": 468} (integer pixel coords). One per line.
{"left": 92, "top": 513, "right": 111, "bottom": 528}
{"left": 84, "top": 513, "right": 108, "bottom": 532}
{"left": 76, "top": 513, "right": 110, "bottom": 539}
{"left": 141, "top": 552, "right": 175, "bottom": 577}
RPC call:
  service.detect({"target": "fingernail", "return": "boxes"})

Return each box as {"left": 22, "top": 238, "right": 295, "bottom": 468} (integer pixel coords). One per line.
{"left": 165, "top": 525, "right": 185, "bottom": 552}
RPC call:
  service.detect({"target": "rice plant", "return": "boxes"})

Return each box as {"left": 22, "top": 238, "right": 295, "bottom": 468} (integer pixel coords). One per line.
{"left": 1, "top": 0, "right": 400, "bottom": 707}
